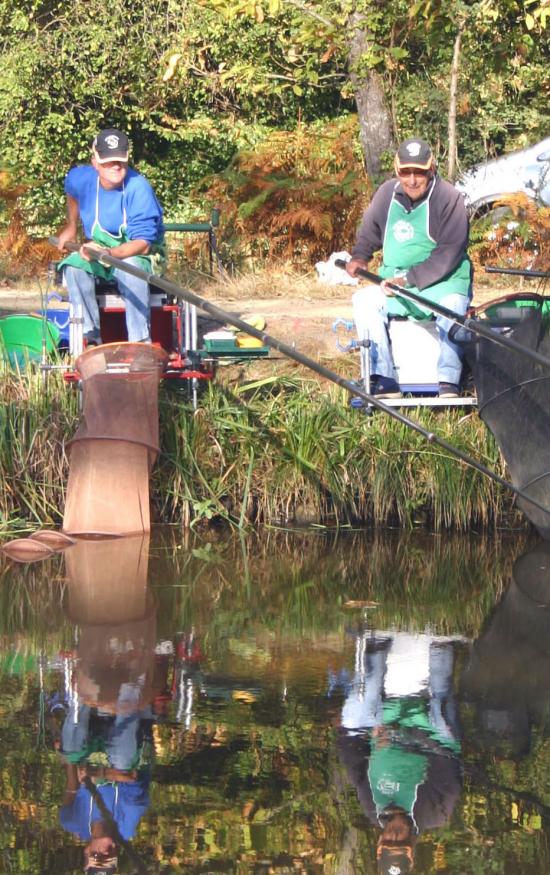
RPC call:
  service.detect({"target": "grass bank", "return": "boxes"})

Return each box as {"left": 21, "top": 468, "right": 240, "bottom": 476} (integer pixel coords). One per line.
{"left": 0, "top": 366, "right": 524, "bottom": 535}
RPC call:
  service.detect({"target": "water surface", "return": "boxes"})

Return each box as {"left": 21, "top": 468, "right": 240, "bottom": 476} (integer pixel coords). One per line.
{"left": 0, "top": 528, "right": 548, "bottom": 874}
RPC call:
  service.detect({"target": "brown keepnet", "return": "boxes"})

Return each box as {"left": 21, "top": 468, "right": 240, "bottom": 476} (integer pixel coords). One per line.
{"left": 63, "top": 343, "right": 168, "bottom": 536}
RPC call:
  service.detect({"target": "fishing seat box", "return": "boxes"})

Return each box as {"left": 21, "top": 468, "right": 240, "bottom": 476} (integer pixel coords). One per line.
{"left": 389, "top": 320, "right": 440, "bottom": 393}
{"left": 96, "top": 288, "right": 178, "bottom": 352}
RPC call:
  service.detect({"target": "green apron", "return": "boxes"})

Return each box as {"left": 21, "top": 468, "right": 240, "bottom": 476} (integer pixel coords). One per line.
{"left": 59, "top": 177, "right": 166, "bottom": 280}
{"left": 380, "top": 190, "right": 471, "bottom": 320}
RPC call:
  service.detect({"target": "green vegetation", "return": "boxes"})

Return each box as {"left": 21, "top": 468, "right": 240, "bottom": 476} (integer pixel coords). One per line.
{"left": 0, "top": 366, "right": 525, "bottom": 534}
{"left": 157, "top": 375, "right": 520, "bottom": 532}
{"left": 0, "top": 0, "right": 547, "bottom": 256}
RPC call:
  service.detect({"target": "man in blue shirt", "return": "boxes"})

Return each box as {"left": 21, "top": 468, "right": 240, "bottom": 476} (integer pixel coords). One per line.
{"left": 57, "top": 128, "right": 165, "bottom": 345}
{"left": 60, "top": 760, "right": 150, "bottom": 873}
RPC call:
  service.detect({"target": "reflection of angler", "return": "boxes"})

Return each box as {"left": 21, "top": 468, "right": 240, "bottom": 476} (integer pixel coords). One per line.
{"left": 58, "top": 535, "right": 158, "bottom": 873}
{"left": 340, "top": 631, "right": 461, "bottom": 743}
{"left": 336, "top": 630, "right": 463, "bottom": 875}
{"left": 63, "top": 536, "right": 157, "bottom": 760}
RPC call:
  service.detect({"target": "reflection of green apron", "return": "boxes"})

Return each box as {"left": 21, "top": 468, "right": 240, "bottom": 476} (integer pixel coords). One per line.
{"left": 380, "top": 191, "right": 471, "bottom": 320}
{"left": 369, "top": 743, "right": 427, "bottom": 815}
{"left": 369, "top": 696, "right": 460, "bottom": 817}
{"left": 59, "top": 178, "right": 166, "bottom": 280}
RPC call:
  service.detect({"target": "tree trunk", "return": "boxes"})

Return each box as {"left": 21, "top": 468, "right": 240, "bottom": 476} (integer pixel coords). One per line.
{"left": 347, "top": 11, "right": 395, "bottom": 182}
{"left": 447, "top": 24, "right": 464, "bottom": 181}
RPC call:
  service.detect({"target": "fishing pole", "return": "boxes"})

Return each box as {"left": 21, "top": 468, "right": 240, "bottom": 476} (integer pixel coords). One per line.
{"left": 48, "top": 238, "right": 550, "bottom": 520}
{"left": 335, "top": 259, "right": 550, "bottom": 370}
{"left": 485, "top": 266, "right": 550, "bottom": 279}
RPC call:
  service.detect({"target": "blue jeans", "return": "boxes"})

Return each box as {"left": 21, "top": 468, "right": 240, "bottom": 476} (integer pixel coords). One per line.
{"left": 64, "top": 259, "right": 151, "bottom": 342}
{"left": 62, "top": 696, "right": 153, "bottom": 771}
{"left": 352, "top": 286, "right": 470, "bottom": 385}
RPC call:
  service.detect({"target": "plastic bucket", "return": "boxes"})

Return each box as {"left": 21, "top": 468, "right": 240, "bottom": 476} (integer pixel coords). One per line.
{"left": 0, "top": 314, "right": 61, "bottom": 368}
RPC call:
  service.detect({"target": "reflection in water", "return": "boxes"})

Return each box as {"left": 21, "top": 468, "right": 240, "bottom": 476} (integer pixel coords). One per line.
{"left": 334, "top": 630, "right": 462, "bottom": 875}
{"left": 3, "top": 530, "right": 550, "bottom": 872}
{"left": 57, "top": 536, "right": 159, "bottom": 874}
{"left": 462, "top": 540, "right": 550, "bottom": 758}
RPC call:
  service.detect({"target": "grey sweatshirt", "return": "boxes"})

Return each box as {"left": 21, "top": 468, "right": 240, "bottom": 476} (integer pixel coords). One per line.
{"left": 351, "top": 175, "right": 470, "bottom": 290}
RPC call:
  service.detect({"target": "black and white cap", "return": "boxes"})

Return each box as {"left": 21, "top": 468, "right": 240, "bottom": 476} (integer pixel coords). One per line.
{"left": 92, "top": 128, "right": 129, "bottom": 163}
{"left": 395, "top": 138, "right": 433, "bottom": 171}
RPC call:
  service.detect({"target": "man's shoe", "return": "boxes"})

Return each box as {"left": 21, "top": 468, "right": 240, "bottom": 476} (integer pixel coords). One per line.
{"left": 371, "top": 376, "right": 402, "bottom": 399}
{"left": 439, "top": 382, "right": 459, "bottom": 398}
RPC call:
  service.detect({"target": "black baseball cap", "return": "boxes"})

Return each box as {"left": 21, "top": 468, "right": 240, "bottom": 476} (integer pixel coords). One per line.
{"left": 377, "top": 846, "right": 414, "bottom": 874}
{"left": 395, "top": 138, "right": 433, "bottom": 171}
{"left": 92, "top": 129, "right": 129, "bottom": 163}
{"left": 84, "top": 859, "right": 118, "bottom": 874}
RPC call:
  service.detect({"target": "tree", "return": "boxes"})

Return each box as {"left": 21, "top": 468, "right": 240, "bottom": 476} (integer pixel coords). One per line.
{"left": 205, "top": 0, "right": 404, "bottom": 177}
{"left": 346, "top": 9, "right": 395, "bottom": 178}
{"left": 0, "top": 0, "right": 547, "bottom": 239}
{"left": 407, "top": 0, "right": 550, "bottom": 177}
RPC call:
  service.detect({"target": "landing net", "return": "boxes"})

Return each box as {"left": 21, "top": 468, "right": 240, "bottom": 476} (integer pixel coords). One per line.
{"left": 464, "top": 295, "right": 550, "bottom": 538}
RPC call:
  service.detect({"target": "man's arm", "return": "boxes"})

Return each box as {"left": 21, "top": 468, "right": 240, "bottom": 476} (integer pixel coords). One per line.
{"left": 57, "top": 195, "right": 80, "bottom": 252}
{"left": 80, "top": 239, "right": 150, "bottom": 262}
{"left": 346, "top": 181, "right": 395, "bottom": 278}
{"left": 61, "top": 762, "right": 81, "bottom": 808}
{"left": 406, "top": 181, "right": 469, "bottom": 290}
{"left": 124, "top": 174, "right": 164, "bottom": 246}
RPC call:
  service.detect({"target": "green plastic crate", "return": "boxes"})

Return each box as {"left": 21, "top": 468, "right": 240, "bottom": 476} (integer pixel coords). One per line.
{"left": 201, "top": 340, "right": 269, "bottom": 358}
{"left": 203, "top": 337, "right": 239, "bottom": 354}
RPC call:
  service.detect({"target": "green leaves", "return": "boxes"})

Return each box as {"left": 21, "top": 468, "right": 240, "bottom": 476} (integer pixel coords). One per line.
{"left": 0, "top": 0, "right": 547, "bottom": 237}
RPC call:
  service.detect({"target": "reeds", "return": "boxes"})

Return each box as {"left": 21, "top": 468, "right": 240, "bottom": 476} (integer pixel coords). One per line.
{"left": 0, "top": 366, "right": 79, "bottom": 531}
{"left": 0, "top": 367, "right": 523, "bottom": 533}
{"left": 154, "top": 377, "right": 521, "bottom": 533}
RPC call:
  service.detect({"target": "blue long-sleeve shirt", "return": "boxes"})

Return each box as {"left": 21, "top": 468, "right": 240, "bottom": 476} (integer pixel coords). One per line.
{"left": 64, "top": 165, "right": 164, "bottom": 243}
{"left": 60, "top": 778, "right": 150, "bottom": 841}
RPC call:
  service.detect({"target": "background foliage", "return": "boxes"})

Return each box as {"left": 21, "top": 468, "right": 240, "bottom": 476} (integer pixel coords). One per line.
{"left": 0, "top": 0, "right": 548, "bottom": 264}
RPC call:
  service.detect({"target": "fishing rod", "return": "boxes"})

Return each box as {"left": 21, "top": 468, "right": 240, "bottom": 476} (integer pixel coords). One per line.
{"left": 48, "top": 238, "right": 550, "bottom": 520}
{"left": 485, "top": 266, "right": 550, "bottom": 279}
{"left": 334, "top": 259, "right": 550, "bottom": 370}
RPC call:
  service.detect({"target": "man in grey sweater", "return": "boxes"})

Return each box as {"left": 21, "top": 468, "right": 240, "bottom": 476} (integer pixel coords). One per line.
{"left": 346, "top": 139, "right": 472, "bottom": 398}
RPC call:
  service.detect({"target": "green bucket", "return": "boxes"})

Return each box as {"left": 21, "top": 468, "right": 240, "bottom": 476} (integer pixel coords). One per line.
{"left": 0, "top": 314, "right": 61, "bottom": 368}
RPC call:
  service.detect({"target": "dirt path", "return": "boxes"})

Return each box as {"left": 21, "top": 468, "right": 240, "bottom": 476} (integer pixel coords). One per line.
{"left": 0, "top": 283, "right": 355, "bottom": 358}
{"left": 0, "top": 278, "right": 514, "bottom": 361}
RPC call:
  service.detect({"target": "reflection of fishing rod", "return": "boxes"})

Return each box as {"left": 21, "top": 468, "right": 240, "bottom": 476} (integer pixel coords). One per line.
{"left": 485, "top": 266, "right": 550, "bottom": 279}
{"left": 83, "top": 776, "right": 149, "bottom": 875}
{"left": 48, "top": 238, "right": 550, "bottom": 521}
{"left": 334, "top": 260, "right": 550, "bottom": 370}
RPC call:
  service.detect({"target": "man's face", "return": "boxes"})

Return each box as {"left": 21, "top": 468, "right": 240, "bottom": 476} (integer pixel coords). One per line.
{"left": 397, "top": 167, "right": 433, "bottom": 201}
{"left": 92, "top": 157, "right": 128, "bottom": 190}
{"left": 83, "top": 835, "right": 117, "bottom": 871}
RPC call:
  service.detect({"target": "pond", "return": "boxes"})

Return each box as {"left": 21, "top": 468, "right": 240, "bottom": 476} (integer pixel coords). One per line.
{"left": 0, "top": 526, "right": 549, "bottom": 874}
